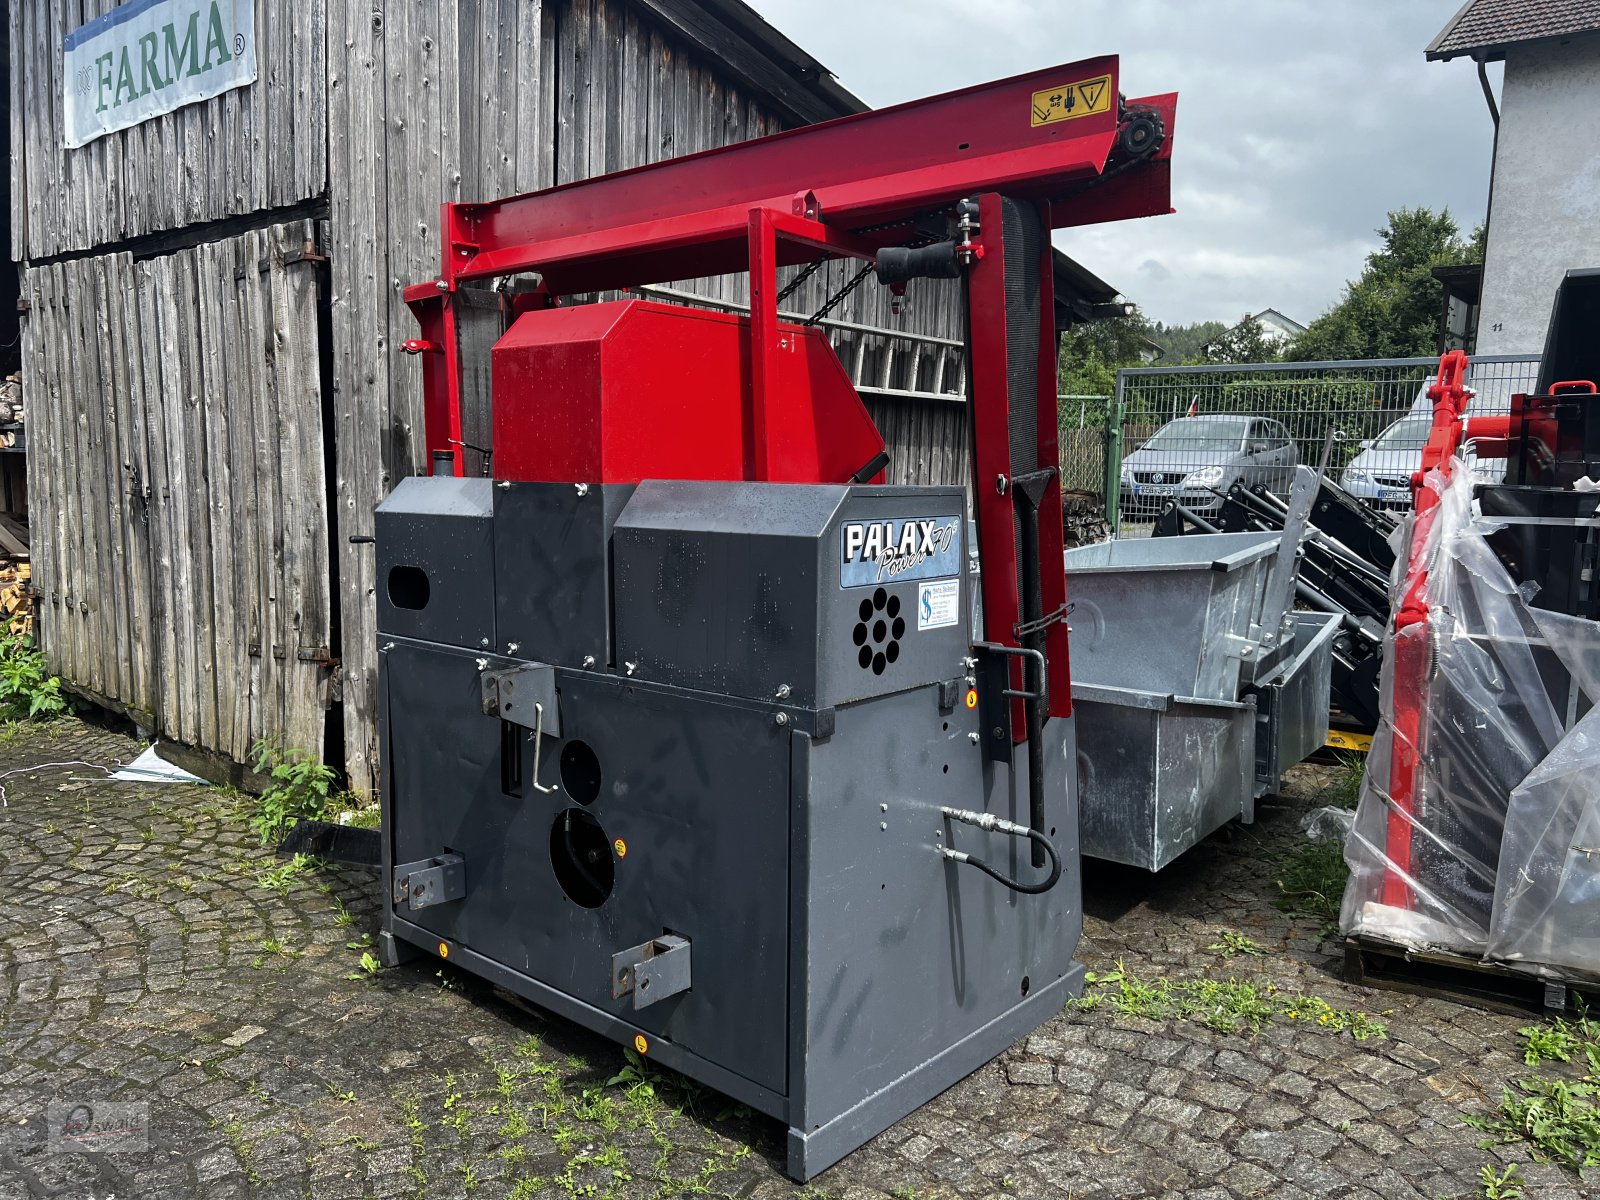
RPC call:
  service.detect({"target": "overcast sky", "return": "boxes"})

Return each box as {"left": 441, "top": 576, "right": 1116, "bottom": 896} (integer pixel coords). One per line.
{"left": 751, "top": 1, "right": 1498, "bottom": 329}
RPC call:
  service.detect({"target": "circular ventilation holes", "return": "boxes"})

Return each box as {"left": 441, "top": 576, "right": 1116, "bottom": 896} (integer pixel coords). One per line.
{"left": 559, "top": 740, "right": 603, "bottom": 805}
{"left": 549, "top": 809, "right": 614, "bottom": 908}
{"left": 852, "top": 587, "right": 903, "bottom": 675}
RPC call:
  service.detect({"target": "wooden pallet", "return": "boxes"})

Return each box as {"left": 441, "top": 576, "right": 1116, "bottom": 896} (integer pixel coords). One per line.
{"left": 1344, "top": 935, "right": 1600, "bottom": 1017}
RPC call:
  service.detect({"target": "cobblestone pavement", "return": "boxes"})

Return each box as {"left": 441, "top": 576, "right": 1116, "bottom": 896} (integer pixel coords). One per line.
{"left": 0, "top": 718, "right": 1587, "bottom": 1199}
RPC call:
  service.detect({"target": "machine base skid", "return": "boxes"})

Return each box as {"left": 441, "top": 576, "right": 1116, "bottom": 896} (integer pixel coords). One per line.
{"left": 387, "top": 916, "right": 1082, "bottom": 1180}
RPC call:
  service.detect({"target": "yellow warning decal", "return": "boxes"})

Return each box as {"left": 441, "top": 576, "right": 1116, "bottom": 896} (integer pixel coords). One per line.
{"left": 613, "top": 838, "right": 628, "bottom": 860}
{"left": 1030, "top": 75, "right": 1112, "bottom": 128}
{"left": 634, "top": 1034, "right": 649, "bottom": 1055}
{"left": 437, "top": 941, "right": 450, "bottom": 959}
{"left": 1325, "top": 728, "right": 1373, "bottom": 753}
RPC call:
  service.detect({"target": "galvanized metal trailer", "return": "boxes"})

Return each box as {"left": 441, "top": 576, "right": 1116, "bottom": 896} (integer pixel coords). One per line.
{"left": 376, "top": 59, "right": 1177, "bottom": 1179}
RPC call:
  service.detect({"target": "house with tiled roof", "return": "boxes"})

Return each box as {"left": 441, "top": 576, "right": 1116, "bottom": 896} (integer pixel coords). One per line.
{"left": 1428, "top": 0, "right": 1600, "bottom": 354}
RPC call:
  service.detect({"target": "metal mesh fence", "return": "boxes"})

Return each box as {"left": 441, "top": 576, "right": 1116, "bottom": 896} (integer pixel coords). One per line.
{"left": 1058, "top": 393, "right": 1111, "bottom": 496}
{"left": 1105, "top": 354, "right": 1541, "bottom": 534}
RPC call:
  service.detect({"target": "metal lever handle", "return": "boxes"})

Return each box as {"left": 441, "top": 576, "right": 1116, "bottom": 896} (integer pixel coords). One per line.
{"left": 529, "top": 702, "right": 559, "bottom": 794}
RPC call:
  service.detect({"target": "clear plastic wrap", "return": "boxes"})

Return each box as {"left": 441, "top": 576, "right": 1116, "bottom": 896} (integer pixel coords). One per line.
{"left": 1341, "top": 465, "right": 1600, "bottom": 975}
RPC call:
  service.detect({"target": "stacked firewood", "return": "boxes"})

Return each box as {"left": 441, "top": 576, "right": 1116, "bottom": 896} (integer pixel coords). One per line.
{"left": 0, "top": 558, "right": 29, "bottom": 640}
{"left": 0, "top": 375, "right": 20, "bottom": 449}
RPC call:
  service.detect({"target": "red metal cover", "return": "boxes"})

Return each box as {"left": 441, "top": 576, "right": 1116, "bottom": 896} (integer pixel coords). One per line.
{"left": 491, "top": 299, "right": 886, "bottom": 485}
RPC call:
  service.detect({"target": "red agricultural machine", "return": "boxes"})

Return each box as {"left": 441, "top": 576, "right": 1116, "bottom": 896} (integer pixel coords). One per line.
{"left": 377, "top": 59, "right": 1177, "bottom": 1177}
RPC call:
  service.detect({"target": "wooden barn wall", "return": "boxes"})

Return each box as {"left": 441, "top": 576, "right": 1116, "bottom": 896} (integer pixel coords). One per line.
{"left": 329, "top": 0, "right": 972, "bottom": 792}
{"left": 863, "top": 394, "right": 970, "bottom": 489}
{"left": 21, "top": 220, "right": 332, "bottom": 761}
{"left": 8, "top": 0, "right": 326, "bottom": 262}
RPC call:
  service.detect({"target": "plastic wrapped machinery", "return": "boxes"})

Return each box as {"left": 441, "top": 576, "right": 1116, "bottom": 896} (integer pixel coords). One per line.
{"left": 1341, "top": 465, "right": 1600, "bottom": 975}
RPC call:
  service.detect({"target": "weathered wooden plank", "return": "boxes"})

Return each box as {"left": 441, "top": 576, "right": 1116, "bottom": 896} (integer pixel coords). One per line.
{"left": 21, "top": 269, "right": 56, "bottom": 665}
{"left": 49, "top": 265, "right": 84, "bottom": 688}
{"left": 329, "top": 0, "right": 390, "bottom": 794}
{"left": 261, "top": 226, "right": 295, "bottom": 747}
{"left": 156, "top": 252, "right": 193, "bottom": 743}
{"left": 193, "top": 237, "right": 239, "bottom": 756}
{"left": 132, "top": 258, "right": 177, "bottom": 734}
{"left": 73, "top": 257, "right": 112, "bottom": 699}
{"left": 555, "top": 0, "right": 583, "bottom": 186}
{"left": 119, "top": 250, "right": 155, "bottom": 720}
{"left": 225, "top": 229, "right": 260, "bottom": 754}
{"left": 275, "top": 221, "right": 333, "bottom": 751}
{"left": 8, "top": 1, "right": 28, "bottom": 258}
{"left": 533, "top": 0, "right": 556, "bottom": 191}
{"left": 98, "top": 252, "right": 139, "bottom": 709}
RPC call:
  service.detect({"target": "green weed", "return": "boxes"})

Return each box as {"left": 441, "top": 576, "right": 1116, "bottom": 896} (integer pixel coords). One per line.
{"left": 249, "top": 738, "right": 336, "bottom": 845}
{"left": 1207, "top": 931, "right": 1265, "bottom": 959}
{"left": 1478, "top": 1162, "right": 1523, "bottom": 1198}
{"left": 1275, "top": 838, "right": 1349, "bottom": 932}
{"left": 1329, "top": 751, "right": 1366, "bottom": 810}
{"left": 1468, "top": 1014, "right": 1600, "bottom": 1177}
{"left": 0, "top": 634, "right": 69, "bottom": 720}
{"left": 1073, "top": 961, "right": 1386, "bottom": 1040}
{"left": 257, "top": 853, "right": 315, "bottom": 894}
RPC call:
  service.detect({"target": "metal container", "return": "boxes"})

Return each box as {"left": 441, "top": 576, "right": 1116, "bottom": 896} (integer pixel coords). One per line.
{"left": 1073, "top": 683, "right": 1256, "bottom": 870}
{"left": 1065, "top": 531, "right": 1334, "bottom": 869}
{"left": 1063, "top": 532, "right": 1280, "bottom": 701}
{"left": 1252, "top": 610, "right": 1341, "bottom": 794}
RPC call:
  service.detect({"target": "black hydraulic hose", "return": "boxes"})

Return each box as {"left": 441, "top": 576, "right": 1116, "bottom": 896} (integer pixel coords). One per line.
{"left": 939, "top": 808, "right": 1063, "bottom": 895}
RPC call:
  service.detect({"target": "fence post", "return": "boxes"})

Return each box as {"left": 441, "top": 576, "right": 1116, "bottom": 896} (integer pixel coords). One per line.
{"left": 1104, "top": 371, "right": 1126, "bottom": 535}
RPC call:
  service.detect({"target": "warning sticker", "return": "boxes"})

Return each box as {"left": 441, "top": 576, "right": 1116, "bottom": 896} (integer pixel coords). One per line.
{"left": 1030, "top": 75, "right": 1112, "bottom": 127}
{"left": 918, "top": 579, "right": 961, "bottom": 631}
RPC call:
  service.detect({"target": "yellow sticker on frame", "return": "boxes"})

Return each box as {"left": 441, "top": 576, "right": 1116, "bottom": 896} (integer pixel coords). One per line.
{"left": 1030, "top": 75, "right": 1112, "bottom": 127}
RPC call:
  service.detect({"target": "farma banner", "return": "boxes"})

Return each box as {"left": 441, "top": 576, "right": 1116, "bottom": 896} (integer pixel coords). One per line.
{"left": 62, "top": 0, "right": 257, "bottom": 150}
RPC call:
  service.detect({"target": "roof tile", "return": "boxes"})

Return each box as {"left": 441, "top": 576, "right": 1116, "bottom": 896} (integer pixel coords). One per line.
{"left": 1428, "top": 0, "right": 1600, "bottom": 59}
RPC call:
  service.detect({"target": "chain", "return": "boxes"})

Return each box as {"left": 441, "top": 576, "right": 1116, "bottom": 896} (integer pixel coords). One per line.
{"left": 806, "top": 264, "right": 875, "bottom": 326}
{"left": 776, "top": 255, "right": 831, "bottom": 305}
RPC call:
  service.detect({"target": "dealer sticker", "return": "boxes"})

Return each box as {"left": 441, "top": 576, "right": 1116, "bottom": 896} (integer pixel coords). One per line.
{"left": 918, "top": 579, "right": 960, "bottom": 630}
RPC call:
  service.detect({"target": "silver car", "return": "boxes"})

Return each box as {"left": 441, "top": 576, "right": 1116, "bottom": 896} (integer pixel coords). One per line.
{"left": 1340, "top": 413, "right": 1503, "bottom": 511}
{"left": 1120, "top": 414, "right": 1297, "bottom": 518}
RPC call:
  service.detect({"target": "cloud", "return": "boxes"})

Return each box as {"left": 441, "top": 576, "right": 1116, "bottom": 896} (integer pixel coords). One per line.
{"left": 752, "top": 1, "right": 1495, "bottom": 325}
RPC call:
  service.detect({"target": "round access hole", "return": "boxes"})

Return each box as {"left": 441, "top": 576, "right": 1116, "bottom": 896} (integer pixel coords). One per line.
{"left": 549, "top": 809, "right": 614, "bottom": 908}
{"left": 559, "top": 740, "right": 603, "bottom": 805}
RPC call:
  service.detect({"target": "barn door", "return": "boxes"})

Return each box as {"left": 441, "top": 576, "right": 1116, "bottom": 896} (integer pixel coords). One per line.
{"left": 24, "top": 219, "right": 334, "bottom": 764}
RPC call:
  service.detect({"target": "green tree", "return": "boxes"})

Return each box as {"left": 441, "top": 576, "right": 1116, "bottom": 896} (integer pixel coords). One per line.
{"left": 1205, "top": 316, "right": 1281, "bottom": 365}
{"left": 1286, "top": 208, "right": 1483, "bottom": 361}
{"left": 1150, "top": 319, "right": 1227, "bottom": 364}
{"left": 1058, "top": 311, "right": 1155, "bottom": 395}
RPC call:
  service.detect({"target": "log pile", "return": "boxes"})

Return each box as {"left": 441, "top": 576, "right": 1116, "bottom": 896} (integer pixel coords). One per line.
{"left": 0, "top": 375, "right": 20, "bottom": 449}
{"left": 0, "top": 557, "right": 30, "bottom": 640}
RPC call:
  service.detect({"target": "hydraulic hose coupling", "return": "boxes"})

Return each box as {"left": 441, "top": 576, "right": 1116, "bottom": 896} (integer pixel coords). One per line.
{"left": 940, "top": 806, "right": 1029, "bottom": 836}
{"left": 936, "top": 807, "right": 1063, "bottom": 895}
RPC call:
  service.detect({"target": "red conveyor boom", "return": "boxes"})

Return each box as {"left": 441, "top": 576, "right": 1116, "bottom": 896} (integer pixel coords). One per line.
{"left": 405, "top": 55, "right": 1177, "bottom": 735}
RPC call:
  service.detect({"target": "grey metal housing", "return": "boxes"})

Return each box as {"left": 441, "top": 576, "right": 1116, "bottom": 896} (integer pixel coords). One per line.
{"left": 375, "top": 476, "right": 1082, "bottom": 1180}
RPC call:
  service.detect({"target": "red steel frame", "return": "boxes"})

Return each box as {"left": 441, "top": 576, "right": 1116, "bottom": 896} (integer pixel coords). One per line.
{"left": 403, "top": 56, "right": 1177, "bottom": 730}
{"left": 1382, "top": 351, "right": 1552, "bottom": 908}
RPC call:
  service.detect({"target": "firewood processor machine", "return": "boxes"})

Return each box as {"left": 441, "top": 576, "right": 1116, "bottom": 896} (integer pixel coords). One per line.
{"left": 376, "top": 57, "right": 1177, "bottom": 1180}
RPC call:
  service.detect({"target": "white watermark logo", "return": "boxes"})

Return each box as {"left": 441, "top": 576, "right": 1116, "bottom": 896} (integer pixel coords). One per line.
{"left": 47, "top": 1101, "right": 149, "bottom": 1153}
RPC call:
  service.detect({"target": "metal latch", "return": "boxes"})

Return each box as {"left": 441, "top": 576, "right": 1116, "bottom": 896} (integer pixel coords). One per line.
{"left": 610, "top": 935, "right": 691, "bottom": 1010}
{"left": 481, "top": 662, "right": 561, "bottom": 735}
{"left": 392, "top": 853, "right": 466, "bottom": 911}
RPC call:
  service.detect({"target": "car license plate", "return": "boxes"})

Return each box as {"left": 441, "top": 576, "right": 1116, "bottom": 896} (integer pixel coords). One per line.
{"left": 1136, "top": 484, "right": 1175, "bottom": 498}
{"left": 1381, "top": 487, "right": 1410, "bottom": 503}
